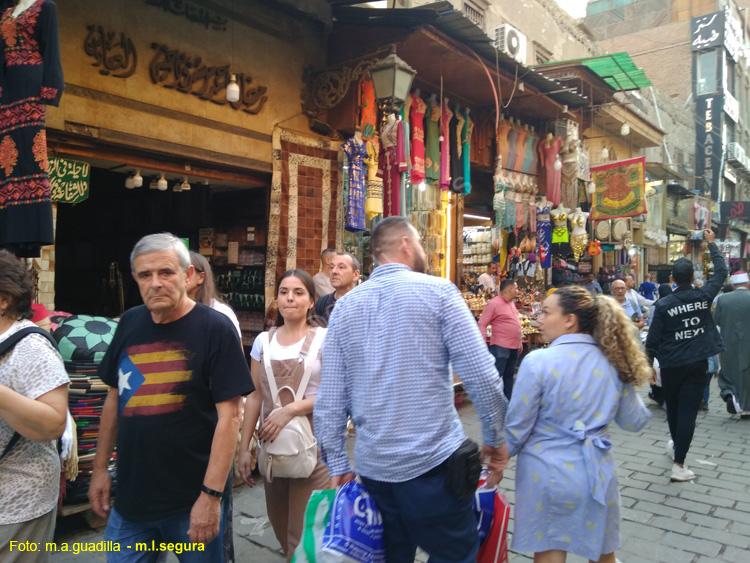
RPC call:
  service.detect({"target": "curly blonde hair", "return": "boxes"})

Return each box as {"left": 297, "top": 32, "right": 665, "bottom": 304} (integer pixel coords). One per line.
{"left": 554, "top": 286, "right": 652, "bottom": 386}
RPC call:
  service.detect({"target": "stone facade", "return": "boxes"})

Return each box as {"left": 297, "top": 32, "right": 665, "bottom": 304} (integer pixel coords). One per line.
{"left": 38, "top": 0, "right": 328, "bottom": 308}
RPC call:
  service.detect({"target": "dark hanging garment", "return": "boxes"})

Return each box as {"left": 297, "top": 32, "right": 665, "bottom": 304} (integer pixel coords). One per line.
{"left": 0, "top": 0, "right": 64, "bottom": 257}
{"left": 449, "top": 106, "right": 462, "bottom": 193}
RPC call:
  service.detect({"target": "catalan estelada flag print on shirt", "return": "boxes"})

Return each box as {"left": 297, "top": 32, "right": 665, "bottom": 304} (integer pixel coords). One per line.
{"left": 117, "top": 342, "right": 191, "bottom": 416}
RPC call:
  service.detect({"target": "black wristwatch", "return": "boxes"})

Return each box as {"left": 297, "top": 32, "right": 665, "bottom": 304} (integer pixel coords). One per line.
{"left": 200, "top": 484, "right": 224, "bottom": 499}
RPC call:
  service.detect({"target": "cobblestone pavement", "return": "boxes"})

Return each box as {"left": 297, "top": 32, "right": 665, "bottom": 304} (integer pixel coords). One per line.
{"left": 56, "top": 379, "right": 750, "bottom": 562}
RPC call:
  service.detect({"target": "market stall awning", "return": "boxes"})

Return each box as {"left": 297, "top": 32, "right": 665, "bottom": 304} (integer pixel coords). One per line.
{"left": 330, "top": 2, "right": 590, "bottom": 111}
{"left": 541, "top": 53, "right": 652, "bottom": 92}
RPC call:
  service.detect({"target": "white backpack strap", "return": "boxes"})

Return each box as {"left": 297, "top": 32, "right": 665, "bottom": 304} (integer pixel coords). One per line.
{"left": 295, "top": 328, "right": 324, "bottom": 402}
{"left": 260, "top": 331, "right": 282, "bottom": 408}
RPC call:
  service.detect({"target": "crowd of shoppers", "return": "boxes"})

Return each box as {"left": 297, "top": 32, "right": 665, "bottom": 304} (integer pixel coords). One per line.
{"left": 4, "top": 219, "right": 740, "bottom": 563}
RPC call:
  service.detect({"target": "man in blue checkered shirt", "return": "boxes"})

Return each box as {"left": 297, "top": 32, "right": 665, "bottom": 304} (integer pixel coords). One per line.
{"left": 315, "top": 217, "right": 509, "bottom": 561}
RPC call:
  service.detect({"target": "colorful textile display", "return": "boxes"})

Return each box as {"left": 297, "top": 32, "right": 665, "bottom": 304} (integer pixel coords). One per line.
{"left": 358, "top": 78, "right": 377, "bottom": 140}
{"left": 590, "top": 156, "right": 647, "bottom": 220}
{"left": 462, "top": 108, "right": 473, "bottom": 194}
{"left": 365, "top": 138, "right": 383, "bottom": 220}
{"left": 439, "top": 100, "right": 453, "bottom": 190}
{"left": 536, "top": 204, "right": 552, "bottom": 269}
{"left": 378, "top": 116, "right": 406, "bottom": 217}
{"left": 342, "top": 136, "right": 367, "bottom": 232}
{"left": 53, "top": 315, "right": 118, "bottom": 506}
{"left": 409, "top": 93, "right": 426, "bottom": 184}
{"left": 425, "top": 97, "right": 440, "bottom": 182}
{"left": 538, "top": 135, "right": 563, "bottom": 206}
{"left": 0, "top": 0, "right": 64, "bottom": 257}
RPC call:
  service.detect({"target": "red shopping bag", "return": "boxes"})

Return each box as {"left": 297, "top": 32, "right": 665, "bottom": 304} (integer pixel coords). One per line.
{"left": 474, "top": 484, "right": 510, "bottom": 563}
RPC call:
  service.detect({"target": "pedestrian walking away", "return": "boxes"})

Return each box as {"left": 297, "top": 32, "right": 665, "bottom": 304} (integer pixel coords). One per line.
{"left": 646, "top": 228, "right": 727, "bottom": 482}
{"left": 315, "top": 216, "right": 508, "bottom": 562}
{"left": 88, "top": 233, "right": 253, "bottom": 562}
{"left": 478, "top": 278, "right": 523, "bottom": 400}
{"left": 714, "top": 270, "right": 750, "bottom": 417}
{"left": 505, "top": 286, "right": 652, "bottom": 563}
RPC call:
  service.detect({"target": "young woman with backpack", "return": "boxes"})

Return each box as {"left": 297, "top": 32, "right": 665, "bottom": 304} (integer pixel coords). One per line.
{"left": 238, "top": 269, "right": 329, "bottom": 559}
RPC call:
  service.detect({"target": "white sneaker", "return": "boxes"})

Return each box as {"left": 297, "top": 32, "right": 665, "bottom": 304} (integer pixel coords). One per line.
{"left": 665, "top": 439, "right": 675, "bottom": 461}
{"left": 670, "top": 464, "right": 696, "bottom": 482}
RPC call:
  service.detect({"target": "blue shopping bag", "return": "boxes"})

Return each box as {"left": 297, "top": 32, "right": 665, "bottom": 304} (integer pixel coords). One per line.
{"left": 321, "top": 479, "right": 385, "bottom": 563}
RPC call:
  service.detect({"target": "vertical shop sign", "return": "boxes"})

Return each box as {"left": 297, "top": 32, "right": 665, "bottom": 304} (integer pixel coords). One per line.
{"left": 49, "top": 158, "right": 90, "bottom": 204}
{"left": 695, "top": 95, "right": 724, "bottom": 200}
{"left": 691, "top": 12, "right": 724, "bottom": 51}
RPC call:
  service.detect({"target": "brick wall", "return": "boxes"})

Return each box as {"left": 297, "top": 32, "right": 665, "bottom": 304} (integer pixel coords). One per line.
{"left": 32, "top": 204, "right": 57, "bottom": 311}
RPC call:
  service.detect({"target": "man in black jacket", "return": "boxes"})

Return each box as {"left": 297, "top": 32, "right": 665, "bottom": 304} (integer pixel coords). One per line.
{"left": 646, "top": 229, "right": 727, "bottom": 483}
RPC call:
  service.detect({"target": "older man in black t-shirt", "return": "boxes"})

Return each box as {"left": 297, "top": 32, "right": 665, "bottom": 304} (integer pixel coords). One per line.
{"left": 88, "top": 233, "right": 252, "bottom": 561}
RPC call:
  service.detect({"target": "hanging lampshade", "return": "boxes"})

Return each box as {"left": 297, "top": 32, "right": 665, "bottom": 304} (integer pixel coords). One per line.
{"left": 157, "top": 174, "right": 168, "bottom": 191}
{"left": 620, "top": 122, "right": 631, "bottom": 136}
{"left": 369, "top": 50, "right": 416, "bottom": 106}
{"left": 132, "top": 169, "right": 143, "bottom": 188}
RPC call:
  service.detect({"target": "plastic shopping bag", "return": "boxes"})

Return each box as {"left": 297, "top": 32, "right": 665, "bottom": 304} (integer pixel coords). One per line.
{"left": 291, "top": 489, "right": 336, "bottom": 563}
{"left": 321, "top": 479, "right": 385, "bottom": 562}
{"left": 474, "top": 480, "right": 511, "bottom": 563}
{"left": 292, "top": 480, "right": 385, "bottom": 563}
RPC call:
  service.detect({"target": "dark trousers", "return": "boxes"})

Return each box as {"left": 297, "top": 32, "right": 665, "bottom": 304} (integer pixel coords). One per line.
{"left": 662, "top": 360, "right": 708, "bottom": 465}
{"left": 361, "top": 466, "right": 478, "bottom": 563}
{"left": 489, "top": 345, "right": 518, "bottom": 400}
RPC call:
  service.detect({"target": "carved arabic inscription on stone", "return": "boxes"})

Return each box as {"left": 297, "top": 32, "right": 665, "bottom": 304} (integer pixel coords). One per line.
{"left": 83, "top": 25, "right": 137, "bottom": 78}
{"left": 144, "top": 0, "right": 228, "bottom": 31}
{"left": 149, "top": 43, "right": 268, "bottom": 115}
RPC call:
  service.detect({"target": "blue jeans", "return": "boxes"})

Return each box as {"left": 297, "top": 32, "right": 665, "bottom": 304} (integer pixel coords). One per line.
{"left": 104, "top": 505, "right": 226, "bottom": 562}
{"left": 489, "top": 345, "right": 518, "bottom": 400}
{"left": 361, "top": 464, "right": 478, "bottom": 563}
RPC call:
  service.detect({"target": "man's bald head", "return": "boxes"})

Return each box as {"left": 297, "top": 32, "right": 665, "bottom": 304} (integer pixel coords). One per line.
{"left": 371, "top": 217, "right": 427, "bottom": 272}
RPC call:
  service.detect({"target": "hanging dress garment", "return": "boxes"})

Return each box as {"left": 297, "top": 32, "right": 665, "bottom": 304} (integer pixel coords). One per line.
{"left": 400, "top": 118, "right": 409, "bottom": 215}
{"left": 522, "top": 131, "right": 537, "bottom": 174}
{"left": 439, "top": 101, "right": 452, "bottom": 190}
{"left": 364, "top": 138, "right": 383, "bottom": 220}
{"left": 425, "top": 99, "right": 440, "bottom": 182}
{"left": 0, "top": 0, "right": 63, "bottom": 258}
{"left": 497, "top": 119, "right": 512, "bottom": 169}
{"left": 514, "top": 127, "right": 528, "bottom": 172}
{"left": 342, "top": 137, "right": 367, "bottom": 232}
{"left": 409, "top": 94, "right": 426, "bottom": 185}
{"left": 462, "top": 111, "right": 473, "bottom": 195}
{"left": 358, "top": 78, "right": 377, "bottom": 140}
{"left": 493, "top": 188, "right": 507, "bottom": 227}
{"left": 536, "top": 205, "right": 552, "bottom": 269}
{"left": 538, "top": 137, "right": 563, "bottom": 206}
{"left": 450, "top": 106, "right": 463, "bottom": 193}
{"left": 506, "top": 123, "right": 520, "bottom": 173}
{"left": 377, "top": 118, "right": 406, "bottom": 217}
{"left": 561, "top": 140, "right": 580, "bottom": 209}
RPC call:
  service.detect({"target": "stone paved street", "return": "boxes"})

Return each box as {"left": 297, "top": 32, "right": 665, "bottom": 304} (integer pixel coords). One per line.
{"left": 56, "top": 379, "right": 750, "bottom": 562}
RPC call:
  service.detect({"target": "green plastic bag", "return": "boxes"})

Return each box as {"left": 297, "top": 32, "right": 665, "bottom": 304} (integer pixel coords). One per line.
{"left": 291, "top": 488, "right": 337, "bottom": 562}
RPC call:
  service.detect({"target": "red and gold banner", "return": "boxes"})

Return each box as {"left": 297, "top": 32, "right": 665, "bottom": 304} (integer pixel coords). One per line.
{"left": 590, "top": 156, "right": 647, "bottom": 220}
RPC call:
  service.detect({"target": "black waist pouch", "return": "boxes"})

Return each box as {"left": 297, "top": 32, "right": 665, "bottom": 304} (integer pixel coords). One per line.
{"left": 445, "top": 439, "right": 481, "bottom": 499}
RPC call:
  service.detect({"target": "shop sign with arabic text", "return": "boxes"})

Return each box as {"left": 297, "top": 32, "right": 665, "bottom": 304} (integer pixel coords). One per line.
{"left": 692, "top": 12, "right": 724, "bottom": 51}
{"left": 49, "top": 158, "right": 90, "bottom": 204}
